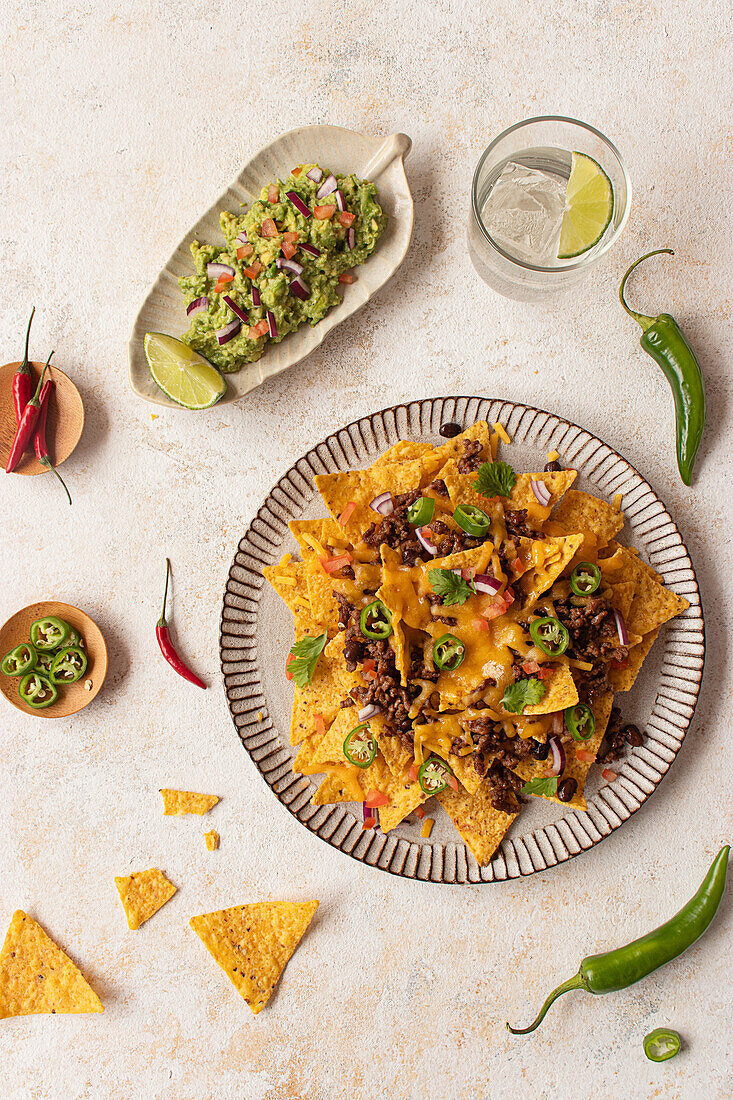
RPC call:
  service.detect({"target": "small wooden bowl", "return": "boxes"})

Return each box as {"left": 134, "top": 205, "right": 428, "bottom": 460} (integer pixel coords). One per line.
{"left": 0, "top": 361, "right": 84, "bottom": 475}
{"left": 0, "top": 602, "right": 108, "bottom": 718}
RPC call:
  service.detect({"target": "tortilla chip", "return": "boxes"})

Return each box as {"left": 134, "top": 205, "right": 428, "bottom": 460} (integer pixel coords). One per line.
{"left": 205, "top": 830, "right": 220, "bottom": 851}
{"left": 377, "top": 773, "right": 429, "bottom": 831}
{"left": 608, "top": 579, "right": 636, "bottom": 622}
{"left": 611, "top": 628, "right": 661, "bottom": 692}
{"left": 114, "top": 869, "right": 177, "bottom": 930}
{"left": 600, "top": 545, "right": 689, "bottom": 636}
{"left": 0, "top": 911, "right": 103, "bottom": 1018}
{"left": 314, "top": 460, "right": 425, "bottom": 541}
{"left": 311, "top": 751, "right": 427, "bottom": 827}
{"left": 262, "top": 560, "right": 311, "bottom": 616}
{"left": 289, "top": 517, "right": 348, "bottom": 558}
{"left": 439, "top": 782, "right": 516, "bottom": 864}
{"left": 551, "top": 489, "right": 625, "bottom": 548}
{"left": 288, "top": 633, "right": 362, "bottom": 745}
{"left": 369, "top": 439, "right": 441, "bottom": 479}
{"left": 189, "top": 900, "right": 318, "bottom": 1015}
{"left": 524, "top": 663, "right": 579, "bottom": 715}
{"left": 511, "top": 470, "right": 577, "bottom": 512}
{"left": 305, "top": 570, "right": 341, "bottom": 634}
{"left": 440, "top": 459, "right": 504, "bottom": 514}
{"left": 374, "top": 717, "right": 413, "bottom": 777}
{"left": 520, "top": 534, "right": 584, "bottom": 600}
{"left": 161, "top": 789, "right": 219, "bottom": 815}
{"left": 376, "top": 546, "right": 411, "bottom": 683}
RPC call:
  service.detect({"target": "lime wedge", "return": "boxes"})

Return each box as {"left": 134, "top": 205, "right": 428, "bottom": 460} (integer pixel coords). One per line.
{"left": 557, "top": 152, "right": 614, "bottom": 260}
{"left": 144, "top": 333, "right": 226, "bottom": 409}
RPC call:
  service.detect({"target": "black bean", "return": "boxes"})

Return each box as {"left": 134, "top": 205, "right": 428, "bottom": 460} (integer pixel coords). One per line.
{"left": 557, "top": 777, "right": 578, "bottom": 802}
{"left": 544, "top": 460, "right": 562, "bottom": 472}
{"left": 530, "top": 739, "right": 550, "bottom": 760}
{"left": 439, "top": 422, "right": 462, "bottom": 438}
{"left": 624, "top": 724, "right": 643, "bottom": 747}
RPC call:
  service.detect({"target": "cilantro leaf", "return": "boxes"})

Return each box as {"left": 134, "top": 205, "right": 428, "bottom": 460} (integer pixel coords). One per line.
{"left": 501, "top": 677, "right": 546, "bottom": 714}
{"left": 521, "top": 776, "right": 559, "bottom": 797}
{"left": 428, "top": 568, "right": 475, "bottom": 606}
{"left": 473, "top": 460, "right": 516, "bottom": 499}
{"left": 287, "top": 632, "right": 328, "bottom": 689}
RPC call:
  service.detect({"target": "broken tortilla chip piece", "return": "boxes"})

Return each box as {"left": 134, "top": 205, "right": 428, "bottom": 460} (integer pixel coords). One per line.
{"left": 114, "top": 869, "right": 177, "bottom": 930}
{"left": 189, "top": 900, "right": 319, "bottom": 1015}
{"left": 205, "top": 830, "right": 220, "bottom": 851}
{"left": 160, "top": 789, "right": 219, "bottom": 815}
{"left": 0, "top": 911, "right": 103, "bottom": 1018}
{"left": 550, "top": 489, "right": 625, "bottom": 549}
{"left": 439, "top": 781, "right": 517, "bottom": 865}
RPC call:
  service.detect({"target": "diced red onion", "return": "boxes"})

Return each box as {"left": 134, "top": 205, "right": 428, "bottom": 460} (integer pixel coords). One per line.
{"left": 285, "top": 190, "right": 311, "bottom": 218}
{"left": 276, "top": 257, "right": 304, "bottom": 276}
{"left": 216, "top": 319, "right": 240, "bottom": 345}
{"left": 207, "top": 262, "right": 235, "bottom": 280}
{"left": 306, "top": 166, "right": 323, "bottom": 183}
{"left": 251, "top": 286, "right": 261, "bottom": 306}
{"left": 347, "top": 227, "right": 355, "bottom": 251}
{"left": 530, "top": 479, "right": 551, "bottom": 507}
{"left": 186, "top": 295, "right": 208, "bottom": 317}
{"left": 369, "top": 491, "right": 394, "bottom": 516}
{"left": 614, "top": 609, "right": 629, "bottom": 646}
{"left": 266, "top": 310, "right": 278, "bottom": 339}
{"left": 358, "top": 703, "right": 381, "bottom": 721}
{"left": 290, "top": 277, "right": 311, "bottom": 301}
{"left": 547, "top": 735, "right": 566, "bottom": 777}
{"left": 334, "top": 189, "right": 345, "bottom": 212}
{"left": 222, "top": 295, "right": 248, "bottom": 324}
{"left": 416, "top": 527, "right": 438, "bottom": 556}
{"left": 474, "top": 573, "right": 501, "bottom": 595}
{"left": 316, "top": 173, "right": 338, "bottom": 199}
{"left": 236, "top": 231, "right": 248, "bottom": 244}
{"left": 299, "top": 242, "right": 321, "bottom": 258}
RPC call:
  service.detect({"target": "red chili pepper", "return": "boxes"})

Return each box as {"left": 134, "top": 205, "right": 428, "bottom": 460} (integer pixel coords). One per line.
{"left": 156, "top": 558, "right": 207, "bottom": 689}
{"left": 33, "top": 379, "right": 72, "bottom": 505}
{"left": 6, "top": 352, "right": 51, "bottom": 473}
{"left": 12, "top": 307, "right": 36, "bottom": 422}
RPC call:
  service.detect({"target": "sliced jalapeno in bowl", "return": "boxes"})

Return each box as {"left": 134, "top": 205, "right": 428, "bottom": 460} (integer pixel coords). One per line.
{"left": 643, "top": 1028, "right": 681, "bottom": 1062}
{"left": 453, "top": 504, "right": 492, "bottom": 538}
{"left": 342, "top": 723, "right": 377, "bottom": 768}
{"left": 33, "top": 651, "right": 55, "bottom": 674}
{"left": 29, "top": 616, "right": 72, "bottom": 651}
{"left": 570, "top": 562, "right": 602, "bottom": 596}
{"left": 418, "top": 756, "right": 453, "bottom": 795}
{"left": 407, "top": 496, "right": 435, "bottom": 527}
{"left": 360, "top": 600, "right": 393, "bottom": 640}
{"left": 433, "top": 633, "right": 466, "bottom": 672}
{"left": 50, "top": 646, "right": 88, "bottom": 684}
{"left": 1, "top": 643, "right": 38, "bottom": 677}
{"left": 564, "top": 703, "right": 595, "bottom": 741}
{"left": 529, "top": 616, "right": 570, "bottom": 656}
{"left": 18, "top": 672, "right": 58, "bottom": 709}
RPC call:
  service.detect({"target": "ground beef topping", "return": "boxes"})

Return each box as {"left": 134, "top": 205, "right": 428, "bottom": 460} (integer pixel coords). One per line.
{"left": 597, "top": 707, "right": 645, "bottom": 764}
{"left": 457, "top": 438, "right": 484, "bottom": 474}
{"left": 504, "top": 508, "right": 543, "bottom": 540}
{"left": 553, "top": 595, "right": 628, "bottom": 704}
{"left": 484, "top": 761, "right": 525, "bottom": 814}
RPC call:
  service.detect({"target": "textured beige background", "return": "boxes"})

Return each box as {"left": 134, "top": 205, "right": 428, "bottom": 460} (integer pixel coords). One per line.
{"left": 1, "top": 1, "right": 731, "bottom": 1098}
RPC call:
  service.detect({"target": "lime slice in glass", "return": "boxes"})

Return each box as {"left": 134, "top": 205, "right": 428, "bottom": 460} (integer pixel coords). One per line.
{"left": 144, "top": 333, "right": 226, "bottom": 409}
{"left": 557, "top": 152, "right": 614, "bottom": 260}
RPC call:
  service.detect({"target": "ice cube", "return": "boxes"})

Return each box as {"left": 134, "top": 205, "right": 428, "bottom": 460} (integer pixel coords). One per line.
{"left": 481, "top": 162, "right": 567, "bottom": 265}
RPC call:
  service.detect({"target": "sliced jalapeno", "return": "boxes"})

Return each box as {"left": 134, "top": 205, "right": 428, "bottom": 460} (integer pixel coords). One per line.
{"left": 64, "top": 627, "right": 85, "bottom": 649}
{"left": 29, "top": 616, "right": 71, "bottom": 651}
{"left": 433, "top": 633, "right": 466, "bottom": 672}
{"left": 453, "top": 504, "right": 492, "bottom": 538}
{"left": 343, "top": 723, "right": 377, "bottom": 768}
{"left": 360, "top": 600, "right": 393, "bottom": 640}
{"left": 529, "top": 616, "right": 570, "bottom": 656}
{"left": 407, "top": 496, "right": 435, "bottom": 527}
{"left": 418, "top": 756, "right": 453, "bottom": 795}
{"left": 564, "top": 703, "right": 596, "bottom": 742}
{"left": 1, "top": 643, "right": 38, "bottom": 677}
{"left": 33, "top": 651, "right": 55, "bottom": 674}
{"left": 570, "top": 561, "right": 602, "bottom": 596}
{"left": 50, "top": 646, "right": 88, "bottom": 684}
{"left": 643, "top": 1028, "right": 681, "bottom": 1062}
{"left": 18, "top": 672, "right": 58, "bottom": 709}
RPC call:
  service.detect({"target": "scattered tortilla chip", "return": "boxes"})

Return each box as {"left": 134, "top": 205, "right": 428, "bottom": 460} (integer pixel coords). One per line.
{"left": 524, "top": 663, "right": 579, "bottom": 715}
{"left": 611, "top": 628, "right": 661, "bottom": 692}
{"left": 161, "top": 789, "right": 219, "bottom": 815}
{"left": 314, "top": 460, "right": 426, "bottom": 541}
{"left": 439, "top": 782, "right": 516, "bottom": 864}
{"left": 0, "top": 911, "right": 103, "bottom": 1018}
{"left": 551, "top": 489, "right": 625, "bottom": 549}
{"left": 205, "top": 830, "right": 220, "bottom": 851}
{"left": 114, "top": 869, "right": 177, "bottom": 930}
{"left": 189, "top": 900, "right": 319, "bottom": 1015}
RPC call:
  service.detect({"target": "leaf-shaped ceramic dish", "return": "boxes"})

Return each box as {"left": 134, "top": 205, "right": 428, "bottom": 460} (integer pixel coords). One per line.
{"left": 128, "top": 126, "right": 413, "bottom": 408}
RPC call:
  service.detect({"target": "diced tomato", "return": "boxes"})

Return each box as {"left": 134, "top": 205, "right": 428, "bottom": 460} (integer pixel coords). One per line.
{"left": 602, "top": 768, "right": 618, "bottom": 782}
{"left": 482, "top": 602, "right": 505, "bottom": 621}
{"left": 365, "top": 790, "right": 390, "bottom": 808}
{"left": 475, "top": 617, "right": 491, "bottom": 630}
{"left": 362, "top": 658, "right": 376, "bottom": 681}
{"left": 446, "top": 775, "right": 459, "bottom": 792}
{"left": 267, "top": 184, "right": 279, "bottom": 203}
{"left": 413, "top": 806, "right": 426, "bottom": 820}
{"left": 510, "top": 558, "right": 527, "bottom": 577}
{"left": 243, "top": 262, "right": 263, "bottom": 279}
{"left": 610, "top": 657, "right": 629, "bottom": 670}
{"left": 320, "top": 552, "right": 353, "bottom": 575}
{"left": 503, "top": 587, "right": 515, "bottom": 607}
{"left": 522, "top": 660, "right": 541, "bottom": 675}
{"left": 362, "top": 815, "right": 377, "bottom": 831}
{"left": 461, "top": 569, "right": 474, "bottom": 582}
{"left": 283, "top": 231, "right": 299, "bottom": 243}
{"left": 248, "top": 320, "right": 269, "bottom": 339}
{"left": 338, "top": 501, "right": 357, "bottom": 527}
{"left": 291, "top": 166, "right": 302, "bottom": 177}
{"left": 577, "top": 749, "right": 596, "bottom": 764}
{"left": 261, "top": 218, "right": 278, "bottom": 238}
{"left": 285, "top": 653, "right": 295, "bottom": 681}
{"left": 537, "top": 666, "right": 555, "bottom": 681}
{"left": 282, "top": 240, "right": 299, "bottom": 259}
{"left": 338, "top": 211, "right": 356, "bottom": 227}
{"left": 236, "top": 244, "right": 254, "bottom": 260}
{"left": 313, "top": 204, "right": 336, "bottom": 220}
{"left": 314, "top": 714, "right": 326, "bottom": 739}
{"left": 213, "top": 273, "right": 234, "bottom": 293}
{"left": 338, "top": 272, "right": 354, "bottom": 284}
{"left": 408, "top": 765, "right": 418, "bottom": 783}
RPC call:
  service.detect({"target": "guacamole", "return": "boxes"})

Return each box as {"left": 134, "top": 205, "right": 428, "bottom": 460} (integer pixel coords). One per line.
{"left": 178, "top": 165, "right": 387, "bottom": 372}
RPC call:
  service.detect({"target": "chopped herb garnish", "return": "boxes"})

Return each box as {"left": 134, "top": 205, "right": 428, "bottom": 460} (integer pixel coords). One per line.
{"left": 287, "top": 632, "right": 328, "bottom": 688}
{"left": 428, "top": 568, "right": 475, "bottom": 606}
{"left": 521, "top": 775, "right": 559, "bottom": 797}
{"left": 501, "top": 677, "right": 546, "bottom": 714}
{"left": 473, "top": 460, "right": 516, "bottom": 499}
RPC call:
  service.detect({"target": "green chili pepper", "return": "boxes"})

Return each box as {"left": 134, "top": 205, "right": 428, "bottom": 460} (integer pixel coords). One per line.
{"left": 360, "top": 600, "right": 392, "bottom": 640}
{"left": 407, "top": 496, "right": 435, "bottom": 527}
{"left": 507, "top": 845, "right": 729, "bottom": 1035}
{"left": 64, "top": 627, "right": 84, "bottom": 649}
{"left": 50, "top": 646, "right": 88, "bottom": 684}
{"left": 418, "top": 756, "right": 453, "bottom": 795}
{"left": 453, "top": 504, "right": 492, "bottom": 538}
{"left": 18, "top": 672, "right": 58, "bottom": 709}
{"left": 529, "top": 616, "right": 570, "bottom": 657}
{"left": 570, "top": 562, "right": 601, "bottom": 596}
{"left": 29, "top": 616, "right": 71, "bottom": 651}
{"left": 644, "top": 1028, "right": 681, "bottom": 1062}
{"left": 33, "top": 651, "right": 55, "bottom": 674}
{"left": 342, "top": 723, "right": 377, "bottom": 768}
{"left": 620, "top": 249, "right": 706, "bottom": 487}
{"left": 433, "top": 633, "right": 466, "bottom": 672}
{"left": 1, "top": 643, "right": 38, "bottom": 677}
{"left": 564, "top": 703, "right": 596, "bottom": 742}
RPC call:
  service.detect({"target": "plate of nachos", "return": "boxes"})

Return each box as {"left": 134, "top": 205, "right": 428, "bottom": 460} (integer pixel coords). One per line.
{"left": 221, "top": 398, "right": 704, "bottom": 882}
